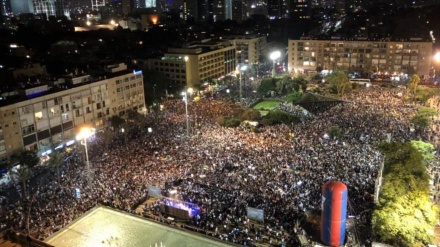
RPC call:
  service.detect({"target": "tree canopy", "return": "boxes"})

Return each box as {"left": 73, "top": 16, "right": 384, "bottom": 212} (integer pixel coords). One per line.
{"left": 410, "top": 107, "right": 438, "bottom": 131}
{"left": 407, "top": 74, "right": 420, "bottom": 95}
{"left": 326, "top": 71, "right": 351, "bottom": 96}
{"left": 373, "top": 142, "right": 437, "bottom": 246}
{"left": 257, "top": 78, "right": 277, "bottom": 95}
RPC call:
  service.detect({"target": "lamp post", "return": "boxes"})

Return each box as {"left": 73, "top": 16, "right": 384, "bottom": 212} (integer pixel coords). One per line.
{"left": 184, "top": 56, "right": 189, "bottom": 87}
{"left": 76, "top": 127, "right": 96, "bottom": 189}
{"left": 434, "top": 51, "right": 440, "bottom": 81}
{"left": 239, "top": 65, "right": 248, "bottom": 103}
{"left": 270, "top": 51, "right": 281, "bottom": 77}
{"left": 182, "top": 90, "right": 190, "bottom": 137}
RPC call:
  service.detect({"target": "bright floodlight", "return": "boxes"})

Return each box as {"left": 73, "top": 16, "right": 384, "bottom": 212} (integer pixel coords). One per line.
{"left": 270, "top": 51, "right": 281, "bottom": 61}
{"left": 86, "top": 21, "right": 91, "bottom": 26}
{"left": 270, "top": 51, "right": 281, "bottom": 77}
{"left": 187, "top": 87, "right": 194, "bottom": 94}
{"left": 110, "top": 20, "right": 115, "bottom": 25}
{"left": 76, "top": 127, "right": 95, "bottom": 141}
{"left": 184, "top": 56, "right": 189, "bottom": 62}
{"left": 240, "top": 65, "right": 248, "bottom": 71}
{"left": 434, "top": 52, "right": 440, "bottom": 62}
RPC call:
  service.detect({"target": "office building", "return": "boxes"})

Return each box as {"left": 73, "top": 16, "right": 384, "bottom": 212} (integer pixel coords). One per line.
{"left": 211, "top": 0, "right": 238, "bottom": 21}
{"left": 1, "top": 0, "right": 11, "bottom": 15}
{"left": 122, "top": 0, "right": 134, "bottom": 15}
{"left": 146, "top": 39, "right": 236, "bottom": 88}
{"left": 0, "top": 63, "right": 145, "bottom": 164}
{"left": 11, "top": 0, "right": 33, "bottom": 14}
{"left": 290, "top": 0, "right": 311, "bottom": 20}
{"left": 231, "top": 0, "right": 245, "bottom": 22}
{"left": 33, "top": 0, "right": 69, "bottom": 18}
{"left": 91, "top": 0, "right": 105, "bottom": 11}
{"left": 184, "top": 0, "right": 209, "bottom": 21}
{"left": 287, "top": 38, "right": 433, "bottom": 75}
{"left": 267, "top": 0, "right": 286, "bottom": 19}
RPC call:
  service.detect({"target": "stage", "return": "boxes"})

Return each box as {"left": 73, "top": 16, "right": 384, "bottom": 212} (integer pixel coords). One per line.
{"left": 45, "top": 206, "right": 233, "bottom": 247}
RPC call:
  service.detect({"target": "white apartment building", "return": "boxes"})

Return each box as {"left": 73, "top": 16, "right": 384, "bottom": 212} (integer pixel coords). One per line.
{"left": 288, "top": 38, "right": 433, "bottom": 76}
{"left": 0, "top": 64, "right": 145, "bottom": 164}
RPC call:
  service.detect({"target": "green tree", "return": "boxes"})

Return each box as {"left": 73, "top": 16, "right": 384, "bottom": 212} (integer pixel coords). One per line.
{"left": 240, "top": 108, "right": 261, "bottom": 121}
{"left": 257, "top": 78, "right": 277, "bottom": 95}
{"left": 109, "top": 115, "right": 125, "bottom": 130}
{"left": 48, "top": 151, "right": 64, "bottom": 184}
{"left": 285, "top": 91, "right": 303, "bottom": 104}
{"left": 219, "top": 117, "right": 241, "bottom": 127}
{"left": 326, "top": 71, "right": 351, "bottom": 96}
{"left": 143, "top": 69, "right": 175, "bottom": 104}
{"left": 292, "top": 76, "right": 308, "bottom": 92}
{"left": 97, "top": 128, "right": 114, "bottom": 151}
{"left": 373, "top": 192, "right": 437, "bottom": 246}
{"left": 410, "top": 114, "right": 430, "bottom": 131}
{"left": 11, "top": 150, "right": 39, "bottom": 236}
{"left": 406, "top": 74, "right": 420, "bottom": 100}
{"left": 17, "top": 150, "right": 39, "bottom": 168}
{"left": 327, "top": 126, "right": 343, "bottom": 139}
{"left": 410, "top": 140, "right": 435, "bottom": 162}
{"left": 410, "top": 107, "right": 438, "bottom": 132}
{"left": 276, "top": 76, "right": 293, "bottom": 95}
{"left": 261, "top": 110, "right": 300, "bottom": 126}
{"left": 373, "top": 142, "right": 437, "bottom": 246}
{"left": 126, "top": 109, "right": 143, "bottom": 122}
{"left": 414, "top": 86, "right": 438, "bottom": 104}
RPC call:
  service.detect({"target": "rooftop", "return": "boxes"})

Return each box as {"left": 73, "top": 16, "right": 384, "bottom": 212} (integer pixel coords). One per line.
{"left": 45, "top": 206, "right": 233, "bottom": 247}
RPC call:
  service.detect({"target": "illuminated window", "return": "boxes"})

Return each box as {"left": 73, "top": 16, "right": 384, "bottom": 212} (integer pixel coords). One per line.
{"left": 35, "top": 112, "right": 43, "bottom": 120}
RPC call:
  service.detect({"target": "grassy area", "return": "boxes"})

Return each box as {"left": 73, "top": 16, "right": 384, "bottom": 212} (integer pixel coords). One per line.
{"left": 253, "top": 100, "right": 282, "bottom": 116}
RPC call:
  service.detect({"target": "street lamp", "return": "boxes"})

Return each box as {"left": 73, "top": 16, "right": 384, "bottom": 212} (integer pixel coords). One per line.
{"left": 434, "top": 52, "right": 440, "bottom": 78}
{"left": 187, "top": 87, "right": 194, "bottom": 98}
{"left": 270, "top": 51, "right": 281, "bottom": 77}
{"left": 182, "top": 91, "right": 190, "bottom": 137}
{"left": 184, "top": 56, "right": 189, "bottom": 87}
{"left": 76, "top": 127, "right": 96, "bottom": 189}
{"left": 239, "top": 65, "right": 248, "bottom": 103}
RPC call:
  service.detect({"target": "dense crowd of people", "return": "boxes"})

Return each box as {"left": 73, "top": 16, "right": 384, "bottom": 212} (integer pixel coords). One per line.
{"left": 0, "top": 85, "right": 437, "bottom": 246}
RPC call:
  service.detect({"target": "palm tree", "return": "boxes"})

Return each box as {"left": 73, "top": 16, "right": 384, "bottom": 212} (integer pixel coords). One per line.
{"left": 11, "top": 150, "right": 38, "bottom": 199}
{"left": 10, "top": 150, "right": 38, "bottom": 236}
{"left": 48, "top": 151, "right": 64, "bottom": 184}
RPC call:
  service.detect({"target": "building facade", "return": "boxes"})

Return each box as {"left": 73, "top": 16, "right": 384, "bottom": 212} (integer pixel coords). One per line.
{"left": 226, "top": 35, "right": 267, "bottom": 66}
{"left": 0, "top": 64, "right": 145, "bottom": 164}
{"left": 288, "top": 39, "right": 433, "bottom": 75}
{"left": 290, "top": 0, "right": 311, "bottom": 19}
{"left": 32, "top": 0, "right": 69, "bottom": 18}
{"left": 147, "top": 40, "right": 236, "bottom": 88}
{"left": 11, "top": 0, "right": 33, "bottom": 14}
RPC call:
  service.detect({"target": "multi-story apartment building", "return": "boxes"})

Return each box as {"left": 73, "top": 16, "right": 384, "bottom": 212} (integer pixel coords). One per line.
{"left": 288, "top": 38, "right": 433, "bottom": 75}
{"left": 147, "top": 39, "right": 236, "bottom": 87}
{"left": 0, "top": 63, "right": 145, "bottom": 164}
{"left": 225, "top": 35, "right": 267, "bottom": 66}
